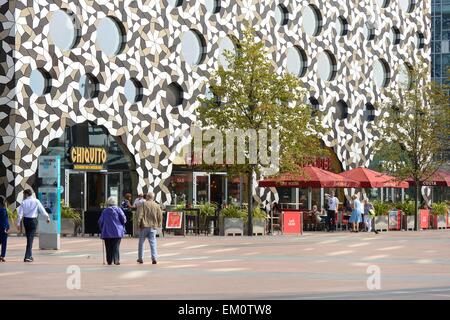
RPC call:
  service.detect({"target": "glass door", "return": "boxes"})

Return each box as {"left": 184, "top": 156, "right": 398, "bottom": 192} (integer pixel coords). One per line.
{"left": 193, "top": 172, "right": 210, "bottom": 205}
{"left": 65, "top": 170, "right": 86, "bottom": 216}
{"left": 106, "top": 172, "right": 122, "bottom": 206}
{"left": 86, "top": 172, "right": 107, "bottom": 210}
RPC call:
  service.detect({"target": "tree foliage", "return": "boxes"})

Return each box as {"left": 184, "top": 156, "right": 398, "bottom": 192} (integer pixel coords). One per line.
{"left": 375, "top": 62, "right": 449, "bottom": 183}
{"left": 197, "top": 27, "right": 326, "bottom": 177}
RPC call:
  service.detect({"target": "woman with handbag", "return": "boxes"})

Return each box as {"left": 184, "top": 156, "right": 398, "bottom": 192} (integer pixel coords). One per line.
{"left": 363, "top": 198, "right": 378, "bottom": 234}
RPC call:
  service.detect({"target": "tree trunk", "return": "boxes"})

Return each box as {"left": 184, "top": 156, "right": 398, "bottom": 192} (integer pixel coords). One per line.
{"left": 414, "top": 180, "right": 420, "bottom": 231}
{"left": 247, "top": 168, "right": 253, "bottom": 237}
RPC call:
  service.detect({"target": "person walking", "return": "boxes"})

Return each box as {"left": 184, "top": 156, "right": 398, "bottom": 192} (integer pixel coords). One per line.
{"left": 326, "top": 191, "right": 339, "bottom": 232}
{"left": 98, "top": 197, "right": 127, "bottom": 265}
{"left": 133, "top": 193, "right": 146, "bottom": 208}
{"left": 136, "top": 192, "right": 163, "bottom": 265}
{"left": 16, "top": 189, "right": 50, "bottom": 262}
{"left": 0, "top": 197, "right": 9, "bottom": 262}
{"left": 349, "top": 194, "right": 363, "bottom": 233}
{"left": 363, "top": 198, "right": 378, "bottom": 234}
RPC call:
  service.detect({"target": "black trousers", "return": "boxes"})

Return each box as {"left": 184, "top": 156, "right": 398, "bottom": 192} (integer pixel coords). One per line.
{"left": 104, "top": 238, "right": 121, "bottom": 265}
{"left": 0, "top": 230, "right": 7, "bottom": 257}
{"left": 23, "top": 217, "right": 37, "bottom": 260}
{"left": 327, "top": 210, "right": 336, "bottom": 231}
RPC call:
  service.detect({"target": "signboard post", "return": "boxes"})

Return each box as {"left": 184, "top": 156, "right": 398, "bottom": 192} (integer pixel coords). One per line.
{"left": 388, "top": 210, "right": 401, "bottom": 231}
{"left": 38, "top": 156, "right": 61, "bottom": 250}
{"left": 165, "top": 211, "right": 184, "bottom": 236}
{"left": 281, "top": 210, "right": 303, "bottom": 235}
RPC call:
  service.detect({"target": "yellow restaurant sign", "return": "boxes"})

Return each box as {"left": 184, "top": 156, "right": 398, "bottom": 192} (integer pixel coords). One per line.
{"left": 69, "top": 147, "right": 107, "bottom": 170}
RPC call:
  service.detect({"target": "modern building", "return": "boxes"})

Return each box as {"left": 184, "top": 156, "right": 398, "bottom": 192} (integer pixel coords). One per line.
{"left": 432, "top": 0, "right": 450, "bottom": 84}
{"left": 0, "top": 1, "right": 430, "bottom": 213}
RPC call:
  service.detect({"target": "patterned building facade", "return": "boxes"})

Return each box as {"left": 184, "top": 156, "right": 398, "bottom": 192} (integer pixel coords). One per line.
{"left": 0, "top": 0, "right": 430, "bottom": 208}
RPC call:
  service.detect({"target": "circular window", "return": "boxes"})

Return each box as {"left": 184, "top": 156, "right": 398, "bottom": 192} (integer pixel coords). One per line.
{"left": 389, "top": 27, "right": 401, "bottom": 45}
{"left": 167, "top": 82, "right": 183, "bottom": 106}
{"left": 363, "top": 23, "right": 375, "bottom": 41}
{"left": 376, "top": 0, "right": 390, "bottom": 7}
{"left": 286, "top": 46, "right": 307, "bottom": 77}
{"left": 373, "top": 59, "right": 390, "bottom": 88}
{"left": 336, "top": 16, "right": 349, "bottom": 36}
{"left": 79, "top": 74, "right": 99, "bottom": 100}
{"left": 275, "top": 4, "right": 289, "bottom": 26}
{"left": 30, "top": 69, "right": 51, "bottom": 96}
{"left": 336, "top": 100, "right": 348, "bottom": 120}
{"left": 317, "top": 51, "right": 337, "bottom": 81}
{"left": 168, "top": 0, "right": 183, "bottom": 7}
{"left": 181, "top": 30, "right": 206, "bottom": 66}
{"left": 397, "top": 63, "right": 413, "bottom": 89}
{"left": 124, "top": 79, "right": 143, "bottom": 104}
{"left": 399, "top": 0, "right": 415, "bottom": 13}
{"left": 218, "top": 36, "right": 237, "bottom": 69}
{"left": 205, "top": 0, "right": 221, "bottom": 14}
{"left": 302, "top": 5, "right": 323, "bottom": 36}
{"left": 415, "top": 32, "right": 425, "bottom": 49}
{"left": 96, "top": 17, "right": 126, "bottom": 57}
{"left": 365, "top": 103, "right": 376, "bottom": 122}
{"left": 48, "top": 10, "right": 81, "bottom": 51}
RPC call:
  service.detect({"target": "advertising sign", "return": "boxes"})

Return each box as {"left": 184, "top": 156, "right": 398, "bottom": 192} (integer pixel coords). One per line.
{"left": 69, "top": 146, "right": 107, "bottom": 170}
{"left": 166, "top": 211, "right": 183, "bottom": 229}
{"left": 419, "top": 209, "right": 429, "bottom": 229}
{"left": 38, "top": 156, "right": 61, "bottom": 249}
{"left": 282, "top": 211, "right": 302, "bottom": 235}
{"left": 388, "top": 210, "right": 401, "bottom": 230}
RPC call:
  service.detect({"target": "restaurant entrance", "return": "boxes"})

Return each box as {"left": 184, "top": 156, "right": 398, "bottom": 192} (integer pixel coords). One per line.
{"left": 65, "top": 170, "right": 123, "bottom": 214}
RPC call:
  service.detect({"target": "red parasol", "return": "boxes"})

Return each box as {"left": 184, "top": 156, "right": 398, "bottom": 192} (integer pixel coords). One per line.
{"left": 258, "top": 166, "right": 361, "bottom": 188}
{"left": 339, "top": 167, "right": 409, "bottom": 188}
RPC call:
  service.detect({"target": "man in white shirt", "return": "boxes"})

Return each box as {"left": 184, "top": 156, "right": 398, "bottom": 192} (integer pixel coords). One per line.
{"left": 17, "top": 189, "right": 50, "bottom": 262}
{"left": 326, "top": 191, "right": 339, "bottom": 232}
{"left": 133, "top": 194, "right": 146, "bottom": 208}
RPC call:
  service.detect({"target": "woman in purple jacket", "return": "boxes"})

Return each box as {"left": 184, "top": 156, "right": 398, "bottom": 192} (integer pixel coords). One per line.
{"left": 0, "top": 197, "right": 9, "bottom": 262}
{"left": 98, "top": 197, "right": 127, "bottom": 265}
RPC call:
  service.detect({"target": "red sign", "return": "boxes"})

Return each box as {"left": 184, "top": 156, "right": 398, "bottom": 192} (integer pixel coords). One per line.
{"left": 419, "top": 209, "right": 429, "bottom": 229}
{"left": 166, "top": 211, "right": 183, "bottom": 229}
{"left": 304, "top": 157, "right": 332, "bottom": 171}
{"left": 282, "top": 211, "right": 302, "bottom": 235}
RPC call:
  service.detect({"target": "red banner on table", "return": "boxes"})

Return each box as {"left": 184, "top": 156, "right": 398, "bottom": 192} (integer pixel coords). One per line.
{"left": 166, "top": 211, "right": 183, "bottom": 229}
{"left": 282, "top": 211, "right": 302, "bottom": 235}
{"left": 419, "top": 209, "right": 429, "bottom": 229}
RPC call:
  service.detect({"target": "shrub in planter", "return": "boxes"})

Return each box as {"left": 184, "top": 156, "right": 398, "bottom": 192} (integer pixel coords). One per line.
{"left": 220, "top": 205, "right": 245, "bottom": 236}
{"left": 399, "top": 201, "right": 415, "bottom": 230}
{"left": 372, "top": 200, "right": 390, "bottom": 231}
{"left": 199, "top": 202, "right": 217, "bottom": 234}
{"left": 61, "top": 201, "right": 82, "bottom": 236}
{"left": 6, "top": 205, "right": 18, "bottom": 234}
{"left": 243, "top": 207, "right": 267, "bottom": 235}
{"left": 431, "top": 202, "right": 448, "bottom": 229}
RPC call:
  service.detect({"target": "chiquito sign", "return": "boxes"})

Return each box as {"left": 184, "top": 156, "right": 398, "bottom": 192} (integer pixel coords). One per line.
{"left": 69, "top": 147, "right": 107, "bottom": 170}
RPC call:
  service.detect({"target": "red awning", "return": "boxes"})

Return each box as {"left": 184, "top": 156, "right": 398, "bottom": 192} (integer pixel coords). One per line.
{"left": 407, "top": 169, "right": 450, "bottom": 187}
{"left": 339, "top": 167, "right": 409, "bottom": 188}
{"left": 258, "top": 166, "right": 361, "bottom": 188}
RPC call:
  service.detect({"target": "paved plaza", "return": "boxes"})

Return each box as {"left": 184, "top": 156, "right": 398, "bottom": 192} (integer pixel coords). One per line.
{"left": 1, "top": 230, "right": 450, "bottom": 300}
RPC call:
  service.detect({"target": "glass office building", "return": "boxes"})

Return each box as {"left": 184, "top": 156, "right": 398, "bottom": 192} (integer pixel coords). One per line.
{"left": 432, "top": 0, "right": 450, "bottom": 83}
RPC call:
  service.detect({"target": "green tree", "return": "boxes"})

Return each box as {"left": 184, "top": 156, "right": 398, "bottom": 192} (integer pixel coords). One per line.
{"left": 375, "top": 62, "right": 450, "bottom": 230}
{"left": 197, "top": 27, "right": 326, "bottom": 235}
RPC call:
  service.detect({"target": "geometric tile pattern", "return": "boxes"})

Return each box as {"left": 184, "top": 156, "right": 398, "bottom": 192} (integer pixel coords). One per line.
{"left": 0, "top": 0, "right": 430, "bottom": 207}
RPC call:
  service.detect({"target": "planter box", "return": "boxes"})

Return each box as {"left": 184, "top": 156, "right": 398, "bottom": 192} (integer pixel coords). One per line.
{"left": 431, "top": 215, "right": 447, "bottom": 229}
{"left": 402, "top": 215, "right": 415, "bottom": 230}
{"left": 220, "top": 217, "right": 244, "bottom": 236}
{"left": 374, "top": 216, "right": 389, "bottom": 231}
{"left": 244, "top": 218, "right": 266, "bottom": 236}
{"left": 61, "top": 218, "right": 76, "bottom": 236}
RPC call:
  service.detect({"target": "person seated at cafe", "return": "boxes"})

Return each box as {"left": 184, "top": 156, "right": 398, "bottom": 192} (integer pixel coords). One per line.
{"left": 310, "top": 205, "right": 322, "bottom": 223}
